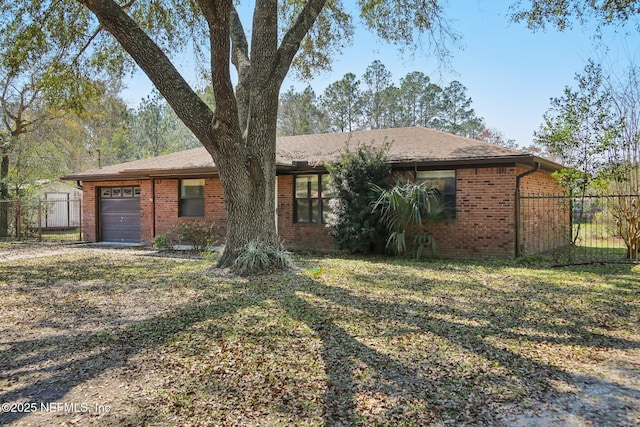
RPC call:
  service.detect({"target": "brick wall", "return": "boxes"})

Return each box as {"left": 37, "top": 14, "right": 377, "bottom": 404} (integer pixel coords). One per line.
{"left": 275, "top": 166, "right": 564, "bottom": 259}
{"left": 153, "top": 177, "right": 226, "bottom": 241}
{"left": 517, "top": 167, "right": 570, "bottom": 255}
{"left": 419, "top": 167, "right": 517, "bottom": 259}
{"left": 277, "top": 167, "right": 519, "bottom": 258}
{"left": 80, "top": 166, "right": 565, "bottom": 258}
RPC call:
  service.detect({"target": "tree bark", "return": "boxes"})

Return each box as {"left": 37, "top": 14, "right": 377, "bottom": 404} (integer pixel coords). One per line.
{"left": 213, "top": 0, "right": 280, "bottom": 267}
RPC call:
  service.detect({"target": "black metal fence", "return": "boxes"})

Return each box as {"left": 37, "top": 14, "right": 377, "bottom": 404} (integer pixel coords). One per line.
{"left": 0, "top": 198, "right": 82, "bottom": 242}
{"left": 518, "top": 193, "right": 639, "bottom": 264}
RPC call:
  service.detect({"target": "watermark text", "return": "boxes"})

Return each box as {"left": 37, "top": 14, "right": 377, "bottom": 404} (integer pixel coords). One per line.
{"left": 2, "top": 401, "right": 111, "bottom": 415}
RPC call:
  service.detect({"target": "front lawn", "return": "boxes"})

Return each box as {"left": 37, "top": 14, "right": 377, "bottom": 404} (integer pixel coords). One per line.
{"left": 0, "top": 245, "right": 638, "bottom": 426}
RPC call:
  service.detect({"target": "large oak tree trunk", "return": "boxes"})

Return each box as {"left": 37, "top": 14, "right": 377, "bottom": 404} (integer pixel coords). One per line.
{"left": 213, "top": 125, "right": 279, "bottom": 268}
{"left": 203, "top": 0, "right": 281, "bottom": 268}
{"left": 212, "top": 76, "right": 281, "bottom": 267}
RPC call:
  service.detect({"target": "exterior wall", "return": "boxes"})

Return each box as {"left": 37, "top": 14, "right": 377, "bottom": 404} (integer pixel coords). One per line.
{"left": 81, "top": 179, "right": 153, "bottom": 243}
{"left": 276, "top": 175, "right": 334, "bottom": 251}
{"left": 276, "top": 166, "right": 519, "bottom": 258}
{"left": 153, "top": 177, "right": 226, "bottom": 240}
{"left": 517, "top": 167, "right": 570, "bottom": 256}
{"left": 420, "top": 166, "right": 517, "bottom": 259}
{"left": 82, "top": 177, "right": 226, "bottom": 245}
{"left": 518, "top": 167, "right": 563, "bottom": 194}
{"left": 80, "top": 166, "right": 566, "bottom": 258}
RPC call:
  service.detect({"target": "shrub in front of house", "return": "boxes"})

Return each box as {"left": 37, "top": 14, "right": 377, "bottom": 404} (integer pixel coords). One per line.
{"left": 173, "top": 220, "right": 219, "bottom": 251}
{"left": 153, "top": 232, "right": 173, "bottom": 250}
{"left": 372, "top": 181, "right": 442, "bottom": 258}
{"left": 154, "top": 220, "right": 219, "bottom": 251}
{"left": 326, "top": 142, "right": 391, "bottom": 254}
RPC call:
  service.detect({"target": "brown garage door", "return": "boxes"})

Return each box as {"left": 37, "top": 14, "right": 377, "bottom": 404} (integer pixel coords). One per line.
{"left": 99, "top": 186, "right": 141, "bottom": 243}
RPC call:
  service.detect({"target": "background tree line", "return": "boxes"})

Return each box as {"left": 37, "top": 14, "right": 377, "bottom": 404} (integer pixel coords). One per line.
{"left": 277, "top": 59, "right": 515, "bottom": 147}
{"left": 0, "top": 82, "right": 201, "bottom": 200}
{"left": 533, "top": 59, "right": 640, "bottom": 258}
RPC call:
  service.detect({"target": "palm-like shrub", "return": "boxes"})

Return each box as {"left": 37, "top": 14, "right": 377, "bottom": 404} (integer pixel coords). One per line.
{"left": 372, "top": 181, "right": 442, "bottom": 256}
{"left": 231, "top": 240, "right": 292, "bottom": 276}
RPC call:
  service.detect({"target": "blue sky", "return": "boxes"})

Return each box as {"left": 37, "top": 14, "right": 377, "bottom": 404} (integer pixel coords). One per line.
{"left": 121, "top": 1, "right": 637, "bottom": 148}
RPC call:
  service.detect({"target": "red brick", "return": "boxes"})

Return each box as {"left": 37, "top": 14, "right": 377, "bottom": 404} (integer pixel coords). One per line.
{"left": 80, "top": 166, "right": 565, "bottom": 258}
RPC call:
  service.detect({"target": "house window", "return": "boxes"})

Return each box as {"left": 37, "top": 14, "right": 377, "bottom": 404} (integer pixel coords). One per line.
{"left": 416, "top": 170, "right": 456, "bottom": 218}
{"left": 294, "top": 174, "right": 332, "bottom": 223}
{"left": 179, "top": 179, "right": 205, "bottom": 217}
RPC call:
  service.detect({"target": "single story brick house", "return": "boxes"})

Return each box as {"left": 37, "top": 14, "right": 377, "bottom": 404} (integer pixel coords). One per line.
{"left": 62, "top": 126, "right": 566, "bottom": 258}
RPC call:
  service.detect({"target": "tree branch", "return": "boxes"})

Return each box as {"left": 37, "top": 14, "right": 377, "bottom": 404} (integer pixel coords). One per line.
{"left": 74, "top": 0, "right": 137, "bottom": 63}
{"left": 230, "top": 5, "right": 251, "bottom": 134}
{"left": 274, "top": 0, "right": 328, "bottom": 85}
{"left": 77, "top": 0, "right": 215, "bottom": 148}
{"left": 250, "top": 0, "right": 279, "bottom": 87}
{"left": 197, "top": 0, "right": 241, "bottom": 144}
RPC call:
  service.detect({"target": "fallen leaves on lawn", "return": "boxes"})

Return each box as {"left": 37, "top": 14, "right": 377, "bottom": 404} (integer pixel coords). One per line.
{"left": 0, "top": 245, "right": 638, "bottom": 426}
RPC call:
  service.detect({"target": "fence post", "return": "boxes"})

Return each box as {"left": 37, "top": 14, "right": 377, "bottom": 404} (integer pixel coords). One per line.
{"left": 16, "top": 198, "right": 21, "bottom": 239}
{"left": 79, "top": 198, "right": 83, "bottom": 241}
{"left": 515, "top": 189, "right": 522, "bottom": 257}
{"left": 38, "top": 199, "right": 43, "bottom": 240}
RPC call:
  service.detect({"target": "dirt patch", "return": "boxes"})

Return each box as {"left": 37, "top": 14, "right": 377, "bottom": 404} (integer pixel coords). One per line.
{"left": 0, "top": 242, "right": 155, "bottom": 263}
{"left": 506, "top": 368, "right": 639, "bottom": 426}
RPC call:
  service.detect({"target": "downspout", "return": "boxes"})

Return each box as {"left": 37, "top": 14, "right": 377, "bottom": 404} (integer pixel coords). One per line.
{"left": 151, "top": 178, "right": 156, "bottom": 242}
{"left": 515, "top": 162, "right": 540, "bottom": 257}
{"left": 75, "top": 180, "right": 83, "bottom": 241}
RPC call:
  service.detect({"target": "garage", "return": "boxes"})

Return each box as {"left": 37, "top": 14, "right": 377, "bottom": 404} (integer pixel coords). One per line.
{"left": 99, "top": 186, "right": 141, "bottom": 243}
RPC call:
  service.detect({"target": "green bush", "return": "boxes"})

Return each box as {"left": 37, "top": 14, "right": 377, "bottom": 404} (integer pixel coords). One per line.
{"left": 173, "top": 220, "right": 219, "bottom": 251}
{"left": 326, "top": 142, "right": 391, "bottom": 254}
{"left": 372, "top": 181, "right": 442, "bottom": 257}
{"left": 153, "top": 232, "right": 173, "bottom": 250}
{"left": 153, "top": 221, "right": 219, "bottom": 252}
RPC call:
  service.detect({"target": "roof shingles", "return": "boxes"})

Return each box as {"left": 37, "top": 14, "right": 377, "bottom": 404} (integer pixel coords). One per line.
{"left": 63, "top": 127, "right": 548, "bottom": 180}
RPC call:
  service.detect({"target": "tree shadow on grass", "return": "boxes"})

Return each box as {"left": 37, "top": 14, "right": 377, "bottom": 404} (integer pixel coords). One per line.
{"left": 289, "top": 263, "right": 639, "bottom": 425}
{"left": 0, "top": 262, "right": 258, "bottom": 425}
{"left": 1, "top": 293, "right": 259, "bottom": 423}
{"left": 1, "top": 253, "right": 638, "bottom": 425}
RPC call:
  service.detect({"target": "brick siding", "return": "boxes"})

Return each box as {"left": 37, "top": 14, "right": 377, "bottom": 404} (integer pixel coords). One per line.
{"left": 276, "top": 175, "right": 334, "bottom": 251}
{"left": 419, "top": 166, "right": 517, "bottom": 259}
{"left": 80, "top": 166, "right": 564, "bottom": 259}
{"left": 153, "top": 177, "right": 227, "bottom": 240}
{"left": 517, "top": 167, "right": 569, "bottom": 255}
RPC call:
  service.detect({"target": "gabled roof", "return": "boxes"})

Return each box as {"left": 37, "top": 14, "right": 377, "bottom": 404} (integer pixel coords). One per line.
{"left": 63, "top": 126, "right": 561, "bottom": 181}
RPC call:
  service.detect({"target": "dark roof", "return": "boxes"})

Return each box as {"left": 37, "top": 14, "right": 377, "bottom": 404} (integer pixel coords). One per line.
{"left": 63, "top": 126, "right": 561, "bottom": 181}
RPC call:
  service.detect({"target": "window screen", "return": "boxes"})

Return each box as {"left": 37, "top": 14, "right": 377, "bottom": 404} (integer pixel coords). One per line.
{"left": 179, "top": 179, "right": 205, "bottom": 217}
{"left": 416, "top": 170, "right": 456, "bottom": 218}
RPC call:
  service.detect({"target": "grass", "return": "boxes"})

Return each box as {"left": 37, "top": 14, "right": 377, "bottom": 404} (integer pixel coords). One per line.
{"left": 0, "top": 246, "right": 638, "bottom": 426}
{"left": 39, "top": 228, "right": 81, "bottom": 240}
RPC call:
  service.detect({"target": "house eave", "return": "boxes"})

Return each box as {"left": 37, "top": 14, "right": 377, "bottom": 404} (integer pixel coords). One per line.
{"left": 61, "top": 167, "right": 219, "bottom": 182}
{"left": 62, "top": 154, "right": 564, "bottom": 182}
{"left": 278, "top": 154, "right": 555, "bottom": 174}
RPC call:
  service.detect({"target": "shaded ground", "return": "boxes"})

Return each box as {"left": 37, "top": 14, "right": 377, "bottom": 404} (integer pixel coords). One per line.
{"left": 0, "top": 243, "right": 638, "bottom": 426}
